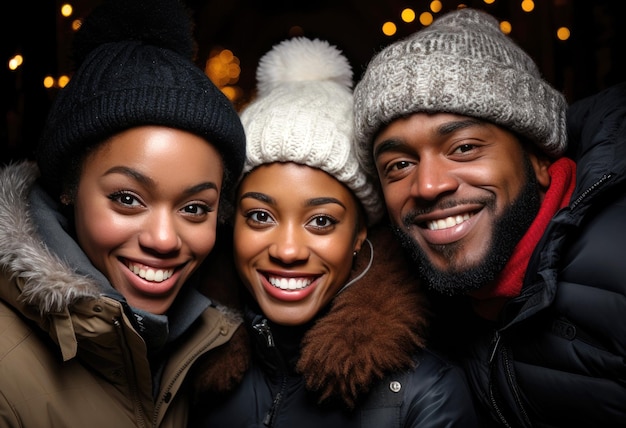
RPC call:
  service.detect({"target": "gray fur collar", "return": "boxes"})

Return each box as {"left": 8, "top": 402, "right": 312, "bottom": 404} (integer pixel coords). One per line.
{"left": 0, "top": 162, "right": 101, "bottom": 315}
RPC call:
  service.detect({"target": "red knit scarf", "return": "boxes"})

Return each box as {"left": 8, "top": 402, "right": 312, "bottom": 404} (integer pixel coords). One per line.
{"left": 470, "top": 157, "right": 577, "bottom": 320}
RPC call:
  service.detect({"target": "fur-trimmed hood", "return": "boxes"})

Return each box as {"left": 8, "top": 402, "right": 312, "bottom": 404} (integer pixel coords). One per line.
{"left": 0, "top": 165, "right": 249, "bottom": 428}
{"left": 0, "top": 162, "right": 102, "bottom": 318}
{"left": 193, "top": 222, "right": 430, "bottom": 408}
{"left": 0, "top": 161, "right": 238, "bottom": 354}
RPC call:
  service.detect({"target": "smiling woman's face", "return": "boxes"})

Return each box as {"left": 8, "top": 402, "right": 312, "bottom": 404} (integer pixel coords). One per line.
{"left": 72, "top": 125, "right": 223, "bottom": 314}
{"left": 234, "top": 162, "right": 366, "bottom": 326}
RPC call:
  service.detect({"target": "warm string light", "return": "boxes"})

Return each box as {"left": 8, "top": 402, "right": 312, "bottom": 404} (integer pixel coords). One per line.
{"left": 401, "top": 8, "right": 416, "bottom": 23}
{"left": 521, "top": 0, "right": 535, "bottom": 13}
{"left": 60, "top": 3, "right": 73, "bottom": 17}
{"left": 205, "top": 49, "right": 243, "bottom": 102}
{"left": 18, "top": 1, "right": 246, "bottom": 101}
{"left": 8, "top": 54, "right": 23, "bottom": 71}
{"left": 4, "top": 1, "right": 573, "bottom": 92}
{"left": 378, "top": 0, "right": 571, "bottom": 41}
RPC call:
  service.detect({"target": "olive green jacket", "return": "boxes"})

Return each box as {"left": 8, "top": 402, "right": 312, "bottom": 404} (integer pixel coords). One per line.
{"left": 0, "top": 162, "right": 241, "bottom": 427}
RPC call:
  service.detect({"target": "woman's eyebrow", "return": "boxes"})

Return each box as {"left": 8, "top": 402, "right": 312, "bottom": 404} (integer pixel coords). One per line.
{"left": 104, "top": 166, "right": 218, "bottom": 196}
{"left": 306, "top": 197, "right": 345, "bottom": 209}
{"left": 240, "top": 191, "right": 275, "bottom": 204}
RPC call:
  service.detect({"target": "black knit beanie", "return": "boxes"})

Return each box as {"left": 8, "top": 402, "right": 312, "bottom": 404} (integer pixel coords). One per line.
{"left": 36, "top": 0, "right": 245, "bottom": 200}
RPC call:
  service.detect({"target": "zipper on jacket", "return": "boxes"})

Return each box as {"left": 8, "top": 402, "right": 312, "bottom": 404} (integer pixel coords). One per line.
{"left": 488, "top": 330, "right": 532, "bottom": 428}
{"left": 153, "top": 317, "right": 232, "bottom": 425}
{"left": 253, "top": 318, "right": 275, "bottom": 347}
{"left": 488, "top": 330, "right": 501, "bottom": 365}
{"left": 114, "top": 318, "right": 149, "bottom": 428}
{"left": 500, "top": 341, "right": 531, "bottom": 427}
{"left": 569, "top": 173, "right": 612, "bottom": 210}
{"left": 488, "top": 331, "right": 512, "bottom": 428}
{"left": 263, "top": 390, "right": 284, "bottom": 427}
{"left": 252, "top": 318, "right": 288, "bottom": 427}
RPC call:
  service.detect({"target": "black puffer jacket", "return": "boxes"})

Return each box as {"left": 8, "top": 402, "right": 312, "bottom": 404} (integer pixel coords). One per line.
{"left": 190, "top": 225, "right": 479, "bottom": 427}
{"left": 444, "top": 82, "right": 626, "bottom": 427}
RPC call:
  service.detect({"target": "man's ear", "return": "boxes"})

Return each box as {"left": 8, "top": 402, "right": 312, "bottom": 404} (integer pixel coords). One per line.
{"left": 530, "top": 152, "right": 552, "bottom": 189}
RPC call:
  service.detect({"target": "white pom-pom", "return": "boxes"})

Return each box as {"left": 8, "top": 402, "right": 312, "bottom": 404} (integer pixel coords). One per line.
{"left": 256, "top": 37, "right": 353, "bottom": 96}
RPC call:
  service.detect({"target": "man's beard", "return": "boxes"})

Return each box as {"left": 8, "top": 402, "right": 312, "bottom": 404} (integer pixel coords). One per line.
{"left": 393, "top": 157, "right": 542, "bottom": 296}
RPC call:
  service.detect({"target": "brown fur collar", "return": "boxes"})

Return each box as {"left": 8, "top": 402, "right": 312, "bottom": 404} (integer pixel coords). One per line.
{"left": 192, "top": 223, "right": 429, "bottom": 408}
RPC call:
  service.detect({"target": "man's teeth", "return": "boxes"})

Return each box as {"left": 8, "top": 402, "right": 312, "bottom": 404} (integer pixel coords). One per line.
{"left": 268, "top": 277, "right": 312, "bottom": 290}
{"left": 128, "top": 263, "right": 174, "bottom": 282}
{"left": 427, "top": 213, "right": 472, "bottom": 231}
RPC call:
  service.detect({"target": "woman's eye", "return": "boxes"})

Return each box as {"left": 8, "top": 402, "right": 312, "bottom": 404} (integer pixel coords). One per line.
{"left": 247, "top": 210, "right": 273, "bottom": 224}
{"left": 306, "top": 215, "right": 337, "bottom": 230}
{"left": 109, "top": 191, "right": 141, "bottom": 207}
{"left": 182, "top": 203, "right": 211, "bottom": 216}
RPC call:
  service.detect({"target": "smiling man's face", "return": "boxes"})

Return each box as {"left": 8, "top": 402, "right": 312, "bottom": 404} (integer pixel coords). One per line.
{"left": 373, "top": 112, "right": 550, "bottom": 295}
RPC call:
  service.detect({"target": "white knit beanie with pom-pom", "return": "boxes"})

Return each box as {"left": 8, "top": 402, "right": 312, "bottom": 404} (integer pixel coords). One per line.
{"left": 240, "top": 37, "right": 384, "bottom": 226}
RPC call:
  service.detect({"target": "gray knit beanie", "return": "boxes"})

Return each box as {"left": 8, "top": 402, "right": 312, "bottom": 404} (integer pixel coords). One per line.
{"left": 240, "top": 37, "right": 384, "bottom": 225}
{"left": 36, "top": 0, "right": 245, "bottom": 200}
{"left": 353, "top": 7, "right": 568, "bottom": 177}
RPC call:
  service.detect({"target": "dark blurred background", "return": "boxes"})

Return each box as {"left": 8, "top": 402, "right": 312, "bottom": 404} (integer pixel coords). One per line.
{"left": 2, "top": 0, "right": 625, "bottom": 164}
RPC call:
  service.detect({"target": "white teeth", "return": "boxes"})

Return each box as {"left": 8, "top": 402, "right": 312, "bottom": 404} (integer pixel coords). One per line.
{"left": 427, "top": 213, "right": 472, "bottom": 231}
{"left": 268, "top": 276, "right": 312, "bottom": 290}
{"left": 128, "top": 263, "right": 174, "bottom": 283}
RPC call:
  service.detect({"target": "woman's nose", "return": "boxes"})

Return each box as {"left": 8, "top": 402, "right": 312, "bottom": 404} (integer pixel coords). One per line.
{"left": 139, "top": 209, "right": 182, "bottom": 254}
{"left": 268, "top": 224, "right": 309, "bottom": 264}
